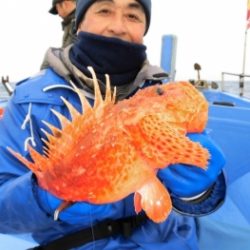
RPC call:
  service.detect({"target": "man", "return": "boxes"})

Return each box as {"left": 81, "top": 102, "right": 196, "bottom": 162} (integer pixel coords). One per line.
{"left": 0, "top": 0, "right": 226, "bottom": 249}
{"left": 49, "top": 0, "right": 77, "bottom": 48}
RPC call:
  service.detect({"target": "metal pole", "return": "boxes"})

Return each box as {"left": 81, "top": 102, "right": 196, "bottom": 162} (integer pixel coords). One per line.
{"left": 240, "top": 28, "right": 248, "bottom": 96}
{"left": 221, "top": 72, "right": 225, "bottom": 91}
{"left": 1, "top": 76, "right": 13, "bottom": 96}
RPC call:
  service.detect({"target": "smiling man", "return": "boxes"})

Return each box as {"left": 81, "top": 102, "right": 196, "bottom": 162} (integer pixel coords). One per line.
{"left": 77, "top": 0, "right": 147, "bottom": 42}
{"left": 0, "top": 0, "right": 226, "bottom": 249}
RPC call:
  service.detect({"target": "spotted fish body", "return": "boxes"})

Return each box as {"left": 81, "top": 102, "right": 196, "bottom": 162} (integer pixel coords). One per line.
{"left": 0, "top": 108, "right": 4, "bottom": 118}
{"left": 9, "top": 69, "right": 210, "bottom": 223}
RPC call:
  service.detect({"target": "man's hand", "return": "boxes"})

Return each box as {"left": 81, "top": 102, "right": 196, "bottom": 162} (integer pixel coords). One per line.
{"left": 158, "top": 132, "right": 226, "bottom": 198}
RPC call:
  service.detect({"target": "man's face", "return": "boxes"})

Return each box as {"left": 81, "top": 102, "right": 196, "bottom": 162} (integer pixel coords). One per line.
{"left": 77, "top": 0, "right": 146, "bottom": 44}
{"left": 56, "top": 0, "right": 76, "bottom": 19}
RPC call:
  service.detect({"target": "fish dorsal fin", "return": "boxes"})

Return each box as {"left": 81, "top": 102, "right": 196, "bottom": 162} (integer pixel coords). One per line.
{"left": 60, "top": 96, "right": 80, "bottom": 121}
{"left": 112, "top": 87, "right": 117, "bottom": 104}
{"left": 42, "top": 121, "right": 62, "bottom": 137}
{"left": 104, "top": 74, "right": 112, "bottom": 103}
{"left": 50, "top": 109, "right": 71, "bottom": 129}
{"left": 69, "top": 80, "right": 93, "bottom": 114}
{"left": 40, "top": 127, "right": 59, "bottom": 146}
{"left": 42, "top": 145, "right": 49, "bottom": 157}
{"left": 87, "top": 66, "right": 104, "bottom": 109}
{"left": 86, "top": 67, "right": 116, "bottom": 109}
{"left": 104, "top": 74, "right": 116, "bottom": 104}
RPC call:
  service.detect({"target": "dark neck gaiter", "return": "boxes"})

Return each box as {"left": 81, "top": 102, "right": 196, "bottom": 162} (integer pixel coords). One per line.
{"left": 69, "top": 32, "right": 147, "bottom": 86}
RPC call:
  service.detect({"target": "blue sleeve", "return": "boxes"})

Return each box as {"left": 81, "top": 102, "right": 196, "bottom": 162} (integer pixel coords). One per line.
{"left": 171, "top": 171, "right": 226, "bottom": 216}
{"left": 0, "top": 86, "right": 125, "bottom": 240}
{"left": 0, "top": 97, "right": 58, "bottom": 234}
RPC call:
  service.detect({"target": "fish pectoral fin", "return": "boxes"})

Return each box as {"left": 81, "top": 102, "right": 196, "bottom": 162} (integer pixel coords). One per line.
{"left": 134, "top": 192, "right": 142, "bottom": 214}
{"left": 135, "top": 177, "right": 172, "bottom": 223}
{"left": 54, "top": 201, "right": 74, "bottom": 221}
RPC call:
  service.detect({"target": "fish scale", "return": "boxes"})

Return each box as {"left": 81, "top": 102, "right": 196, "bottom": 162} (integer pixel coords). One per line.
{"left": 8, "top": 68, "right": 210, "bottom": 223}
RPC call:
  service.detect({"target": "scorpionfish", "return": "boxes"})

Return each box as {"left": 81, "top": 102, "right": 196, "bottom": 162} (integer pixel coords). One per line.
{"left": 0, "top": 108, "right": 4, "bottom": 119}
{"left": 9, "top": 68, "right": 210, "bottom": 223}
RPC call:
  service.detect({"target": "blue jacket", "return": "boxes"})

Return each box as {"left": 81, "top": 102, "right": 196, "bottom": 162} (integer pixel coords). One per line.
{"left": 0, "top": 68, "right": 224, "bottom": 249}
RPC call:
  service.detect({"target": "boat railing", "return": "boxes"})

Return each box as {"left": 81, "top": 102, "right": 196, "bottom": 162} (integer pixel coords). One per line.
{"left": 221, "top": 72, "right": 250, "bottom": 97}
{"left": 1, "top": 76, "right": 14, "bottom": 96}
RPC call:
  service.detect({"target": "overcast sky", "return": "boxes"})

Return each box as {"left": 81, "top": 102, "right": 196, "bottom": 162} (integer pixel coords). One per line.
{"left": 0, "top": 0, "right": 249, "bottom": 82}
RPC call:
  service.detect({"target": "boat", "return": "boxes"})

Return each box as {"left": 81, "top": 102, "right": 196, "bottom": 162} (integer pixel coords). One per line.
{"left": 161, "top": 35, "right": 250, "bottom": 250}
{"left": 0, "top": 35, "right": 250, "bottom": 249}
{"left": 195, "top": 80, "right": 250, "bottom": 249}
{"left": 197, "top": 82, "right": 250, "bottom": 250}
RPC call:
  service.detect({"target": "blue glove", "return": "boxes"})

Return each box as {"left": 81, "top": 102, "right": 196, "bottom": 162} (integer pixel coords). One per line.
{"left": 35, "top": 178, "right": 125, "bottom": 225}
{"left": 158, "top": 132, "right": 226, "bottom": 198}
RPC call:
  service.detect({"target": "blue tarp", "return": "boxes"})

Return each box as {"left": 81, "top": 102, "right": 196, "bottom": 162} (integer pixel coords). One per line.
{"left": 198, "top": 91, "right": 250, "bottom": 250}
{"left": 0, "top": 233, "right": 36, "bottom": 249}
{"left": 198, "top": 173, "right": 250, "bottom": 250}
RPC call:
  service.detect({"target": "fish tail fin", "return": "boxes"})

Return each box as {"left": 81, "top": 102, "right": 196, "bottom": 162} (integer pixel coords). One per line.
{"left": 134, "top": 177, "right": 172, "bottom": 223}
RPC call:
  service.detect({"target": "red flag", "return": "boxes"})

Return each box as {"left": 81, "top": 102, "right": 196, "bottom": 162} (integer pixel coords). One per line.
{"left": 247, "top": 0, "right": 250, "bottom": 29}
{"left": 248, "top": 0, "right": 250, "bottom": 20}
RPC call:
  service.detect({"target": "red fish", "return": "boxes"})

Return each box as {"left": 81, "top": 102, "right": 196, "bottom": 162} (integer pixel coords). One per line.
{"left": 0, "top": 108, "right": 4, "bottom": 118}
{"left": 8, "top": 68, "right": 210, "bottom": 223}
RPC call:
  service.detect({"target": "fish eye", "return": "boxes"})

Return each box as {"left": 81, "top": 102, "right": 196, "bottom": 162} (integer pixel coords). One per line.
{"left": 156, "top": 87, "right": 164, "bottom": 95}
